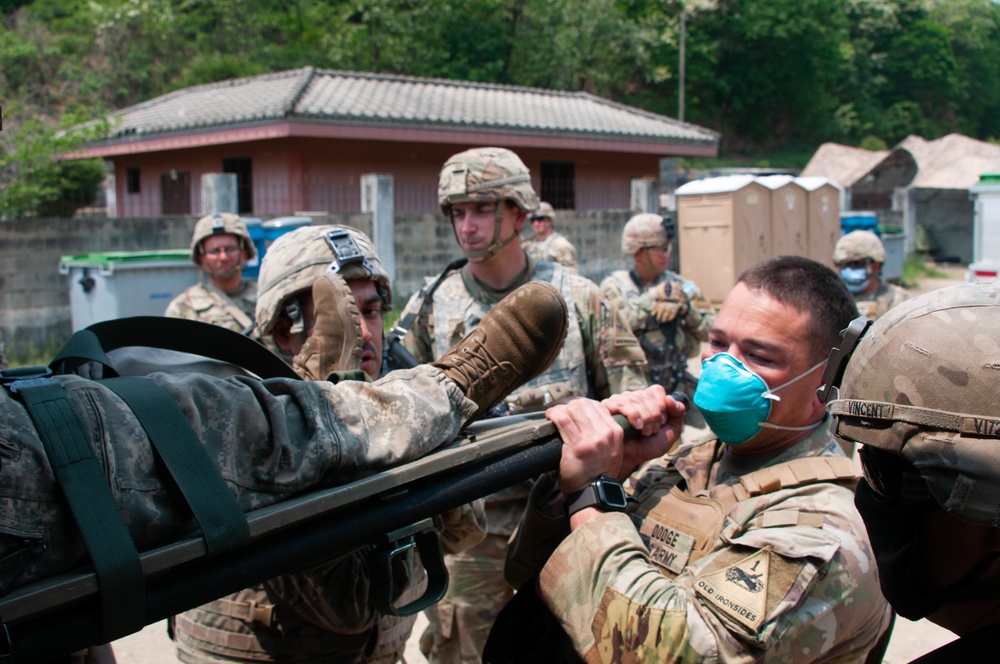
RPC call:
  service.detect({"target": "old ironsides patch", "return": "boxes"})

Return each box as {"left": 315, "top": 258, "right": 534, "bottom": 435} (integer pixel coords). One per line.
{"left": 695, "top": 549, "right": 769, "bottom": 632}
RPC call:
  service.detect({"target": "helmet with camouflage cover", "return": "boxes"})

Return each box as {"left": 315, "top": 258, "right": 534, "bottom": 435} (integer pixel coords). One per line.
{"left": 438, "top": 147, "right": 538, "bottom": 260}
{"left": 529, "top": 201, "right": 555, "bottom": 222}
{"left": 190, "top": 213, "right": 256, "bottom": 264}
{"left": 828, "top": 281, "right": 1000, "bottom": 526}
{"left": 833, "top": 230, "right": 886, "bottom": 265}
{"left": 256, "top": 225, "right": 390, "bottom": 336}
{"left": 438, "top": 147, "right": 538, "bottom": 215}
{"left": 622, "top": 213, "right": 673, "bottom": 255}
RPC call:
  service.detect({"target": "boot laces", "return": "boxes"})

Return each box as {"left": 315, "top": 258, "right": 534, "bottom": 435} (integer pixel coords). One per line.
{"left": 450, "top": 333, "right": 510, "bottom": 392}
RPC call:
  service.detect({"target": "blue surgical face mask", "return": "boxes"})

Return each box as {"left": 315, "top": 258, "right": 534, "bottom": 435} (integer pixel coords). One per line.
{"left": 839, "top": 266, "right": 871, "bottom": 294}
{"left": 693, "top": 353, "right": 826, "bottom": 445}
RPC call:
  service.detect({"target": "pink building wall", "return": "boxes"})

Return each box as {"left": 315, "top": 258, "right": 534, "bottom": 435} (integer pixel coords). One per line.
{"left": 110, "top": 138, "right": 660, "bottom": 217}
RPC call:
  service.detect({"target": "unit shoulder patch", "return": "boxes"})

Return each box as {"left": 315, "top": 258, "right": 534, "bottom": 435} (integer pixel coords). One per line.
{"left": 695, "top": 549, "right": 769, "bottom": 631}
{"left": 694, "top": 546, "right": 806, "bottom": 636}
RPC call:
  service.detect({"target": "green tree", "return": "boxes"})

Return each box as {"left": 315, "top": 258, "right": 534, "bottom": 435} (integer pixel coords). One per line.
{"left": 929, "top": 0, "right": 1000, "bottom": 140}
{"left": 0, "top": 105, "right": 106, "bottom": 219}
{"left": 884, "top": 18, "right": 958, "bottom": 137}
{"left": 695, "top": 0, "right": 848, "bottom": 149}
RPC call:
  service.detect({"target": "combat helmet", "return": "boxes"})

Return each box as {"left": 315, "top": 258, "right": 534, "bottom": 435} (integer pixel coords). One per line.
{"left": 621, "top": 213, "right": 673, "bottom": 255}
{"left": 529, "top": 201, "right": 555, "bottom": 222}
{"left": 824, "top": 281, "right": 1000, "bottom": 526}
{"left": 256, "top": 225, "right": 390, "bottom": 337}
{"left": 438, "top": 147, "right": 538, "bottom": 260}
{"left": 190, "top": 213, "right": 256, "bottom": 264}
{"left": 833, "top": 230, "right": 886, "bottom": 265}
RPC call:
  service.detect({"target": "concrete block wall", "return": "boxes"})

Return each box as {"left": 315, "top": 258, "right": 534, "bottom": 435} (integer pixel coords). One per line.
{"left": 0, "top": 210, "right": 634, "bottom": 358}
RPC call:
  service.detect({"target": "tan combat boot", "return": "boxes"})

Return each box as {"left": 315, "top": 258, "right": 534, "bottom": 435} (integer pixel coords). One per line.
{"left": 293, "top": 271, "right": 364, "bottom": 380}
{"left": 432, "top": 281, "right": 568, "bottom": 420}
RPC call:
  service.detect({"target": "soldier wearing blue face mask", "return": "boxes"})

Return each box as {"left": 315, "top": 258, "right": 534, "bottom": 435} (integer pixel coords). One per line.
{"left": 833, "top": 230, "right": 908, "bottom": 320}
{"left": 501, "top": 256, "right": 893, "bottom": 663}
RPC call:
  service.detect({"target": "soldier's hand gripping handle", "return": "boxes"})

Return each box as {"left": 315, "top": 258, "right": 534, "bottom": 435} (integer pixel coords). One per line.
{"left": 611, "top": 391, "right": 689, "bottom": 436}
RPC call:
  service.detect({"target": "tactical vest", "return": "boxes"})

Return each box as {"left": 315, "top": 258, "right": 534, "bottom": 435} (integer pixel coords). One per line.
{"left": 431, "top": 261, "right": 589, "bottom": 406}
{"left": 174, "top": 583, "right": 373, "bottom": 664}
{"left": 632, "top": 456, "right": 859, "bottom": 579}
{"left": 171, "top": 282, "right": 258, "bottom": 336}
{"left": 603, "top": 270, "right": 689, "bottom": 392}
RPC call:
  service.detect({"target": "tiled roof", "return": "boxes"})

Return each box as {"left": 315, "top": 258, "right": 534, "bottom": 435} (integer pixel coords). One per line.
{"left": 105, "top": 67, "right": 718, "bottom": 146}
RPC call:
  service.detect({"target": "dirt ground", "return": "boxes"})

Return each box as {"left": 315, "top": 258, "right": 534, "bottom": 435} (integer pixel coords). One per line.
{"left": 109, "top": 264, "right": 976, "bottom": 663}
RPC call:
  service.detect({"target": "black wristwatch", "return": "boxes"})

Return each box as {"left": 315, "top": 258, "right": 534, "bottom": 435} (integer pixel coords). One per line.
{"left": 566, "top": 475, "right": 629, "bottom": 516}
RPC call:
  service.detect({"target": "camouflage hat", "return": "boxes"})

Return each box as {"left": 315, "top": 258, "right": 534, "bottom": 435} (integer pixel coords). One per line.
{"left": 437, "top": 147, "right": 538, "bottom": 216}
{"left": 190, "top": 213, "right": 256, "bottom": 264}
{"left": 256, "top": 225, "right": 390, "bottom": 336}
{"left": 833, "top": 230, "right": 886, "bottom": 265}
{"left": 829, "top": 281, "right": 1000, "bottom": 526}
{"left": 621, "top": 213, "right": 671, "bottom": 255}
{"left": 529, "top": 202, "right": 555, "bottom": 221}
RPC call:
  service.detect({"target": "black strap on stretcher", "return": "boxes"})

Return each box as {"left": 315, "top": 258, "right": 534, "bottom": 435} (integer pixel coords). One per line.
{"left": 0, "top": 318, "right": 287, "bottom": 644}
{"left": 4, "top": 370, "right": 146, "bottom": 642}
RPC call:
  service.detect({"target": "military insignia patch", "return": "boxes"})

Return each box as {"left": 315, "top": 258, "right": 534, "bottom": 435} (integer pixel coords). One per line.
{"left": 695, "top": 549, "right": 769, "bottom": 631}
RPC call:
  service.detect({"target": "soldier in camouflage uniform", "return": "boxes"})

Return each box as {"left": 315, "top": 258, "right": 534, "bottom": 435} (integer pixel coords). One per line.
{"left": 601, "top": 213, "right": 713, "bottom": 425}
{"left": 0, "top": 325, "right": 7, "bottom": 369}
{"left": 165, "top": 213, "right": 262, "bottom": 337}
{"left": 833, "top": 230, "right": 909, "bottom": 320}
{"left": 825, "top": 280, "right": 1000, "bottom": 659}
{"left": 399, "top": 147, "right": 647, "bottom": 663}
{"left": 0, "top": 279, "right": 569, "bottom": 647}
{"left": 173, "top": 226, "right": 488, "bottom": 664}
{"left": 503, "top": 256, "right": 891, "bottom": 662}
{"left": 521, "top": 202, "right": 578, "bottom": 271}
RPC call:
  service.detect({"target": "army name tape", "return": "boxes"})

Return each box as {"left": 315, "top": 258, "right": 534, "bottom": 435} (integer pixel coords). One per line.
{"left": 831, "top": 399, "right": 1000, "bottom": 437}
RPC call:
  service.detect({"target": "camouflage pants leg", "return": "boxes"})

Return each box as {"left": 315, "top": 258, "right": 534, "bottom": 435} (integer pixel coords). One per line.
{"left": 421, "top": 534, "right": 512, "bottom": 664}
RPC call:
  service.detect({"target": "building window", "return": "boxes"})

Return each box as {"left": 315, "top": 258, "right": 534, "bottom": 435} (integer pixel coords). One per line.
{"left": 541, "top": 161, "right": 575, "bottom": 209}
{"left": 223, "top": 157, "right": 253, "bottom": 214}
{"left": 126, "top": 167, "right": 141, "bottom": 194}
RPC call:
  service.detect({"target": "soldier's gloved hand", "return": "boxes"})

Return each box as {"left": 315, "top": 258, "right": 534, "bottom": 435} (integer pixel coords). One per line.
{"left": 649, "top": 281, "right": 689, "bottom": 323}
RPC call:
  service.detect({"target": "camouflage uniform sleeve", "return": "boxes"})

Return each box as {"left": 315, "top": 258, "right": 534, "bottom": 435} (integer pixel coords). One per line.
{"left": 505, "top": 472, "right": 571, "bottom": 590}
{"left": 571, "top": 276, "right": 648, "bottom": 398}
{"left": 600, "top": 277, "right": 655, "bottom": 334}
{"left": 678, "top": 301, "right": 714, "bottom": 359}
{"left": 436, "top": 499, "right": 488, "bottom": 554}
{"left": 264, "top": 550, "right": 378, "bottom": 634}
{"left": 537, "top": 484, "right": 891, "bottom": 662}
{"left": 399, "top": 288, "right": 436, "bottom": 363}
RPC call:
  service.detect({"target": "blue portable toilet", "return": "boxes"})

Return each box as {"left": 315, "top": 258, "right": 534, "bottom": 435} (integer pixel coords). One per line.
{"left": 263, "top": 216, "right": 314, "bottom": 245}
{"left": 242, "top": 217, "right": 265, "bottom": 279}
{"left": 840, "top": 211, "right": 879, "bottom": 236}
{"left": 244, "top": 216, "right": 314, "bottom": 279}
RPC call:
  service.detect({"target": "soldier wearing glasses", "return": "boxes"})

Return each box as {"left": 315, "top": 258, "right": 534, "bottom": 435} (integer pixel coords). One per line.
{"left": 165, "top": 213, "right": 261, "bottom": 337}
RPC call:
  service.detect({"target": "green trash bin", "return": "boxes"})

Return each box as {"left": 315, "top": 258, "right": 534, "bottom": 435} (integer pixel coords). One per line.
{"left": 59, "top": 250, "right": 200, "bottom": 332}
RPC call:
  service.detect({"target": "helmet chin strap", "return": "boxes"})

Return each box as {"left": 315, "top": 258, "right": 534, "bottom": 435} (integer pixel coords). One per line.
{"left": 458, "top": 201, "right": 522, "bottom": 262}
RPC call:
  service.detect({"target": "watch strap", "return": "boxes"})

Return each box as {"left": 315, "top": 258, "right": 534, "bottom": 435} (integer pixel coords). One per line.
{"left": 566, "top": 475, "right": 627, "bottom": 516}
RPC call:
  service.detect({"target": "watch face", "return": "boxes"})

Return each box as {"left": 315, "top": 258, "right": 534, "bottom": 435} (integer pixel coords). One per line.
{"left": 598, "top": 479, "right": 629, "bottom": 510}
